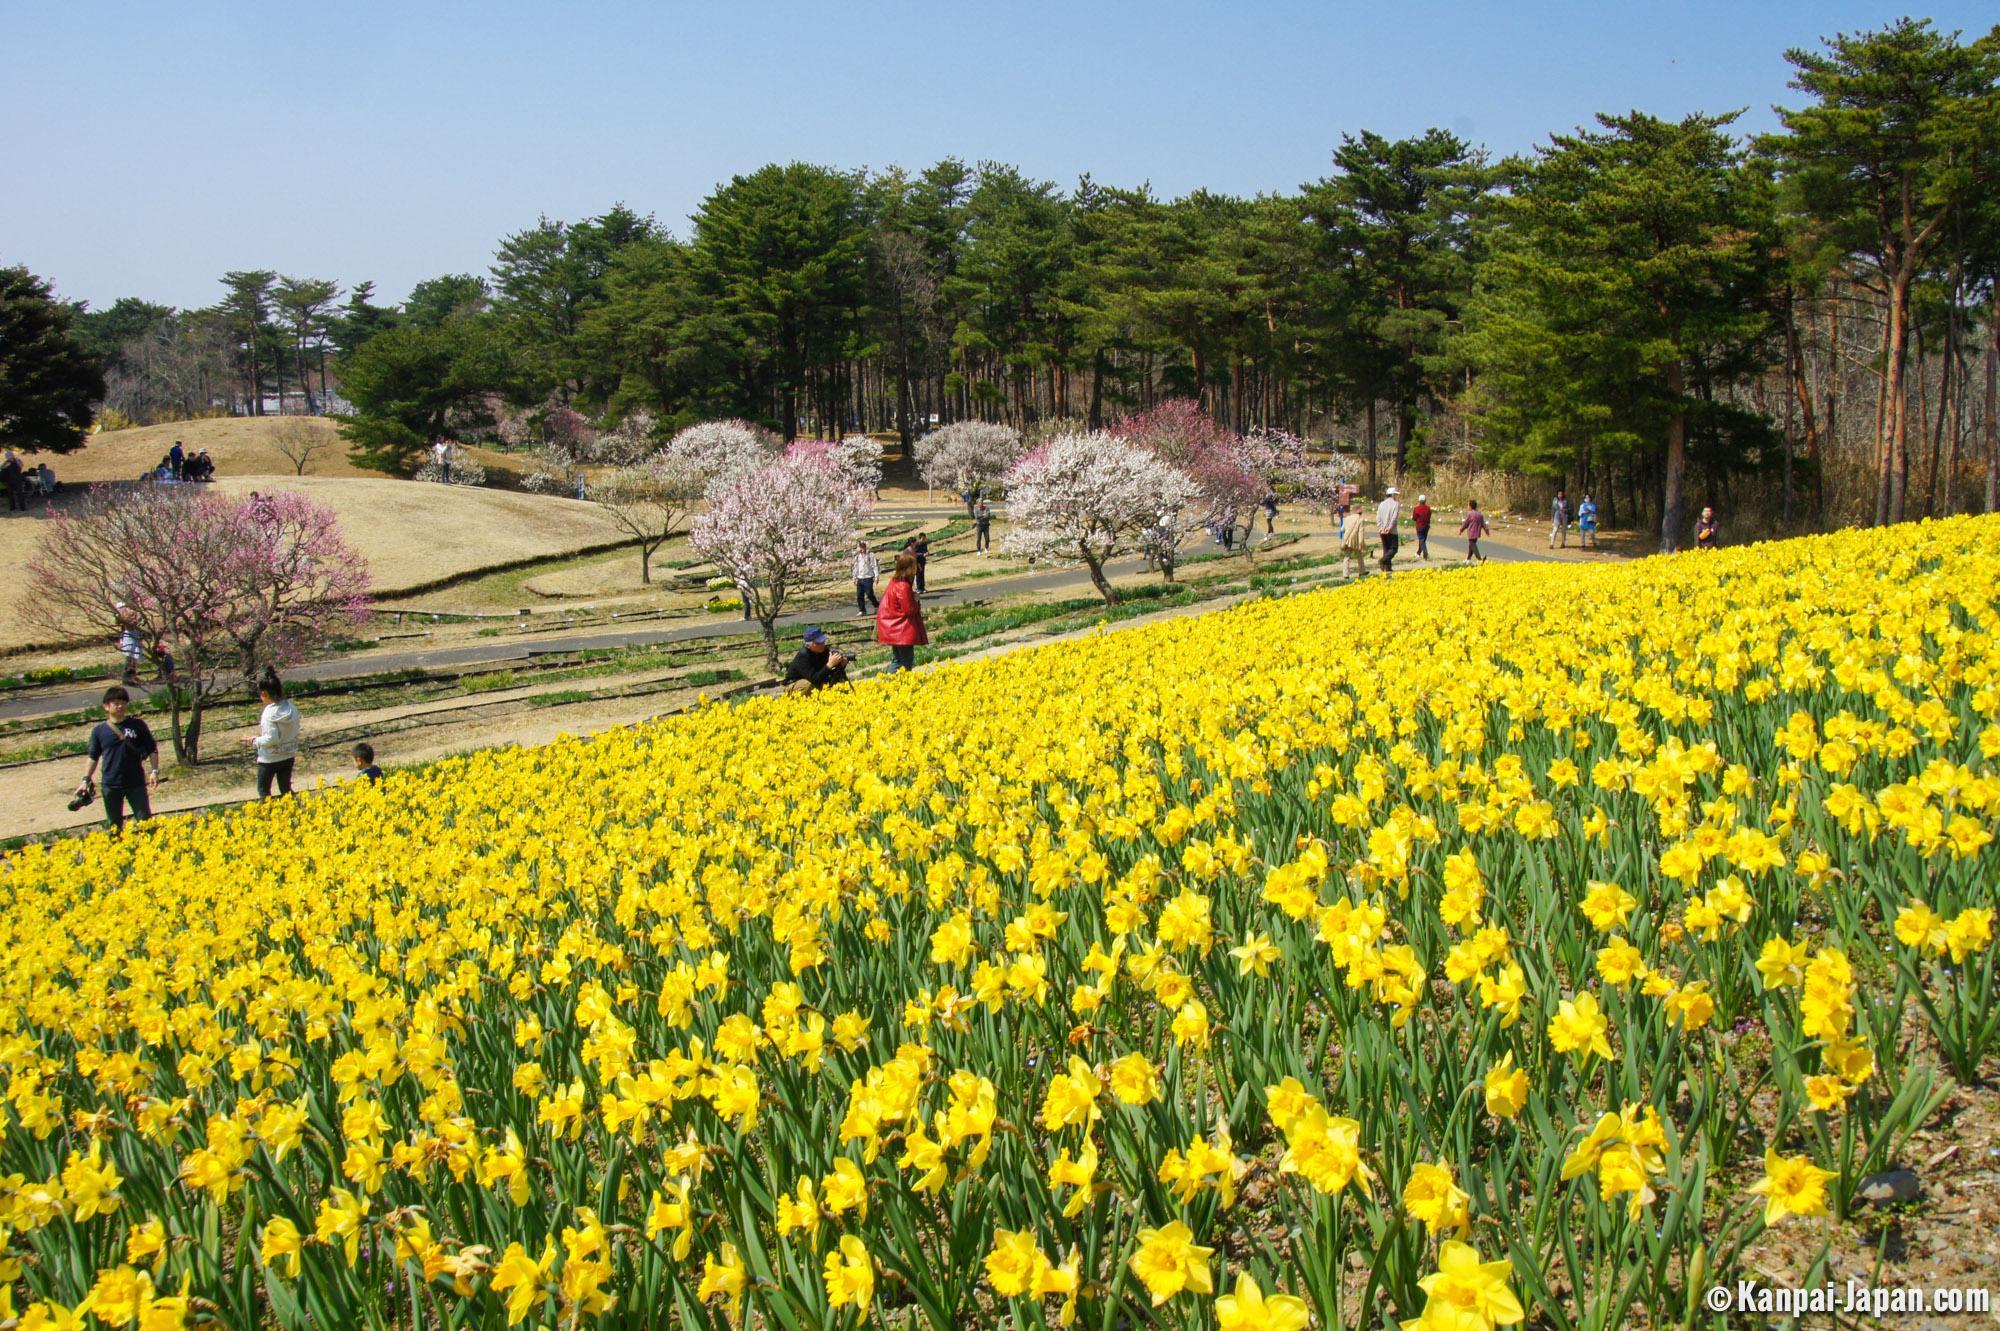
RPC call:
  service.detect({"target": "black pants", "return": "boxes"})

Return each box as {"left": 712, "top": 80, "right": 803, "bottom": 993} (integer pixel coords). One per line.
{"left": 890, "top": 644, "right": 916, "bottom": 672}
{"left": 1379, "top": 532, "right": 1399, "bottom": 572}
{"left": 4, "top": 480, "right": 22, "bottom": 511}
{"left": 915, "top": 563, "right": 926, "bottom": 593}
{"left": 855, "top": 578, "right": 877, "bottom": 614}
{"left": 103, "top": 783, "right": 152, "bottom": 828}
{"left": 257, "top": 758, "right": 295, "bottom": 798}
{"left": 975, "top": 524, "right": 990, "bottom": 551}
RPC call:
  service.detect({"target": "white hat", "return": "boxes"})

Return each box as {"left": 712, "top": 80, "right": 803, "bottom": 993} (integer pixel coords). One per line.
{"left": 1418, "top": 494, "right": 1428, "bottom": 503}
{"left": 1386, "top": 486, "right": 1400, "bottom": 496}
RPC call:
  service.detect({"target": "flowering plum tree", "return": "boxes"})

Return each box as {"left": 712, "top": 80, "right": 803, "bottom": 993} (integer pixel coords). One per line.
{"left": 574, "top": 416, "right": 784, "bottom": 583}
{"left": 667, "top": 418, "right": 782, "bottom": 484}
{"left": 27, "top": 487, "right": 369, "bottom": 761}
{"left": 915, "top": 421, "right": 1022, "bottom": 510}
{"left": 1001, "top": 431, "right": 1199, "bottom": 605}
{"left": 691, "top": 453, "right": 869, "bottom": 674}
{"left": 786, "top": 434, "right": 884, "bottom": 497}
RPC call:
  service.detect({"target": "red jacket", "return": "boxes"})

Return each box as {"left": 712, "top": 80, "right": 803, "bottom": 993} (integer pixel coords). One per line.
{"left": 875, "top": 578, "right": 928, "bottom": 646}
{"left": 1412, "top": 502, "right": 1431, "bottom": 531}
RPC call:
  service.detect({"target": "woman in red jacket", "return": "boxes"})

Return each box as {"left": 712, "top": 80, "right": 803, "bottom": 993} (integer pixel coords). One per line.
{"left": 875, "top": 550, "right": 927, "bottom": 672}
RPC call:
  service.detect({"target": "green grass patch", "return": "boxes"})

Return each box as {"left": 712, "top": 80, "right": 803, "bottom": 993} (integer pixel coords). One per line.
{"left": 0, "top": 664, "right": 105, "bottom": 691}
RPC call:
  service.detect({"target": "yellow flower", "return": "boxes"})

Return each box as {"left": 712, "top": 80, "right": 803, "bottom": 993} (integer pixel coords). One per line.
{"left": 1110, "top": 1053, "right": 1161, "bottom": 1105}
{"left": 489, "top": 1240, "right": 553, "bottom": 1326}
{"left": 985, "top": 1227, "right": 1049, "bottom": 1298}
{"left": 823, "top": 1234, "right": 874, "bottom": 1314}
{"left": 1403, "top": 1161, "right": 1471, "bottom": 1235}
{"left": 1128, "top": 1221, "right": 1214, "bottom": 1305}
{"left": 1230, "top": 931, "right": 1282, "bottom": 977}
{"left": 259, "top": 1217, "right": 303, "bottom": 1278}
{"left": 1214, "top": 1273, "right": 1311, "bottom": 1331}
{"left": 1747, "top": 1148, "right": 1837, "bottom": 1226}
{"left": 698, "top": 1243, "right": 747, "bottom": 1322}
{"left": 1040, "top": 1056, "right": 1103, "bottom": 1132}
{"left": 312, "top": 1187, "right": 367, "bottom": 1264}
{"left": 1483, "top": 1054, "right": 1530, "bottom": 1119}
{"left": 1405, "top": 1240, "right": 1525, "bottom": 1330}
{"left": 1547, "top": 991, "right": 1614, "bottom": 1062}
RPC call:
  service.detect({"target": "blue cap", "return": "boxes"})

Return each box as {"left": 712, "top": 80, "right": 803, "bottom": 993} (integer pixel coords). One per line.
{"left": 803, "top": 626, "right": 828, "bottom": 645}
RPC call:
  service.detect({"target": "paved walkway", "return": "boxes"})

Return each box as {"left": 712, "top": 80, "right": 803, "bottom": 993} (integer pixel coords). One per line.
{"left": 1, "top": 528, "right": 1551, "bottom": 725}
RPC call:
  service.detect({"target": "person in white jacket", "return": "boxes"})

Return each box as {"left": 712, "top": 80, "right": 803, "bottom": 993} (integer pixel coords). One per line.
{"left": 246, "top": 669, "right": 301, "bottom": 798}
{"left": 852, "top": 541, "right": 880, "bottom": 617}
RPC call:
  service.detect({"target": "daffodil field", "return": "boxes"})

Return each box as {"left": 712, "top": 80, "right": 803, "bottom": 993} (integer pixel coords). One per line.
{"left": 6, "top": 517, "right": 2000, "bottom": 1331}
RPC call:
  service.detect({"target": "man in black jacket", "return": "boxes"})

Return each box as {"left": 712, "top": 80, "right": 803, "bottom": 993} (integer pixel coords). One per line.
{"left": 784, "top": 627, "right": 851, "bottom": 693}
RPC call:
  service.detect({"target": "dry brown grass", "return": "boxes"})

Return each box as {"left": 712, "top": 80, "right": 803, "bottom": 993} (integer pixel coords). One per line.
{"left": 56, "top": 417, "right": 377, "bottom": 481}
{"left": 0, "top": 475, "right": 635, "bottom": 651}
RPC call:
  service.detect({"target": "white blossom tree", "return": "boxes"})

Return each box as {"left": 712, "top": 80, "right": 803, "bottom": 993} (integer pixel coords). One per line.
{"left": 1001, "top": 431, "right": 1199, "bottom": 605}
{"left": 915, "top": 421, "right": 1022, "bottom": 511}
{"left": 788, "top": 435, "right": 884, "bottom": 497}
{"left": 586, "top": 453, "right": 709, "bottom": 584}
{"left": 572, "top": 416, "right": 784, "bottom": 583}
{"left": 691, "top": 453, "right": 868, "bottom": 674}
{"left": 667, "top": 418, "right": 781, "bottom": 485}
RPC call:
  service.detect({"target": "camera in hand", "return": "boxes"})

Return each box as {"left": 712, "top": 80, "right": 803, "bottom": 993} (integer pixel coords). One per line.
{"left": 67, "top": 782, "right": 95, "bottom": 812}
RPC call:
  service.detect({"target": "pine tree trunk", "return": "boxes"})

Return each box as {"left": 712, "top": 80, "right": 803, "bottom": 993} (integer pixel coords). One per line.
{"left": 1364, "top": 400, "right": 1378, "bottom": 492}
{"left": 1882, "top": 268, "right": 1914, "bottom": 525}
{"left": 1986, "top": 326, "right": 1998, "bottom": 514}
{"left": 1660, "top": 366, "right": 1687, "bottom": 554}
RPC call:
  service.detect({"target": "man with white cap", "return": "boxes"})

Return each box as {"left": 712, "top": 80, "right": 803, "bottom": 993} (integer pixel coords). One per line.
{"left": 1412, "top": 494, "right": 1433, "bottom": 560}
{"left": 1375, "top": 487, "right": 1402, "bottom": 574}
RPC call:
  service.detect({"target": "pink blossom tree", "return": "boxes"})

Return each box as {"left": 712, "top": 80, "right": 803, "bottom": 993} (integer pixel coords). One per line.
{"left": 1001, "top": 431, "right": 1199, "bottom": 605}
{"left": 691, "top": 453, "right": 868, "bottom": 674}
{"left": 915, "top": 421, "right": 1022, "bottom": 511}
{"left": 27, "top": 487, "right": 369, "bottom": 761}
{"left": 1248, "top": 426, "right": 1358, "bottom": 512}
{"left": 1113, "top": 399, "right": 1267, "bottom": 573}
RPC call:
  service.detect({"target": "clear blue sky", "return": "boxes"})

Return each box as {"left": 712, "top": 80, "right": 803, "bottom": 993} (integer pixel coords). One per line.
{"left": 6, "top": 1, "right": 1993, "bottom": 311}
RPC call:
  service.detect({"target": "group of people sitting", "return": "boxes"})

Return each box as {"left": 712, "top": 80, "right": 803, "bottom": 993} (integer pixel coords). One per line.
{"left": 0, "top": 451, "right": 57, "bottom": 510}
{"left": 147, "top": 441, "right": 215, "bottom": 483}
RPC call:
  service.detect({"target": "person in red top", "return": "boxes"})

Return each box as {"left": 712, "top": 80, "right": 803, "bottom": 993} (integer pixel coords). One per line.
{"left": 1412, "top": 494, "right": 1433, "bottom": 560}
{"left": 875, "top": 549, "right": 927, "bottom": 672}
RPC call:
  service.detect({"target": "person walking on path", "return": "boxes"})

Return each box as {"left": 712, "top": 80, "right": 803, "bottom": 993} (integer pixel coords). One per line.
{"left": 1, "top": 450, "right": 24, "bottom": 513}
{"left": 1549, "top": 489, "right": 1570, "bottom": 549}
{"left": 974, "top": 498, "right": 992, "bottom": 552}
{"left": 247, "top": 669, "right": 301, "bottom": 798}
{"left": 1262, "top": 492, "right": 1279, "bottom": 536}
{"left": 1337, "top": 502, "right": 1370, "bottom": 580}
{"left": 875, "top": 550, "right": 927, "bottom": 673}
{"left": 1412, "top": 494, "right": 1432, "bottom": 560}
{"left": 913, "top": 532, "right": 930, "bottom": 593}
{"left": 1460, "top": 500, "right": 1490, "bottom": 562}
{"left": 1577, "top": 494, "right": 1599, "bottom": 549}
{"left": 1376, "top": 487, "right": 1402, "bottom": 574}
{"left": 432, "top": 438, "right": 452, "bottom": 483}
{"left": 1696, "top": 506, "right": 1719, "bottom": 550}
{"left": 852, "top": 541, "right": 880, "bottom": 617}
{"left": 76, "top": 685, "right": 161, "bottom": 830}
{"left": 114, "top": 604, "right": 145, "bottom": 684}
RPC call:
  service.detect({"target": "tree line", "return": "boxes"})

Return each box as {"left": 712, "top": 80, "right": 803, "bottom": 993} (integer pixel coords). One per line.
{"left": 20, "top": 16, "right": 2000, "bottom": 552}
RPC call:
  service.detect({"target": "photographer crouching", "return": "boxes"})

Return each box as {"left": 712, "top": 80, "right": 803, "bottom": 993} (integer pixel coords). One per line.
{"left": 783, "top": 626, "right": 852, "bottom": 694}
